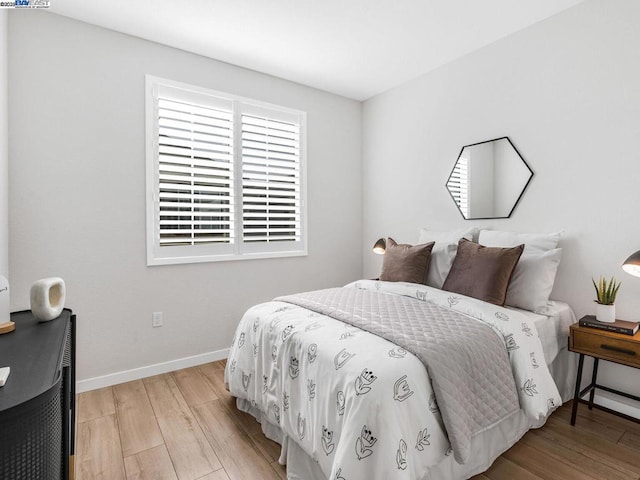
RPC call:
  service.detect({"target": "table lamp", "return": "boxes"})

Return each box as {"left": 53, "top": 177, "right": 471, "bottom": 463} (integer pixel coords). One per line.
{"left": 0, "top": 275, "right": 13, "bottom": 334}
{"left": 623, "top": 250, "right": 640, "bottom": 277}
{"left": 372, "top": 238, "right": 386, "bottom": 255}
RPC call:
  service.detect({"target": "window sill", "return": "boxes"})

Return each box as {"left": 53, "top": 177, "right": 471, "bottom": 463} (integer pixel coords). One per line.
{"left": 147, "top": 249, "right": 308, "bottom": 266}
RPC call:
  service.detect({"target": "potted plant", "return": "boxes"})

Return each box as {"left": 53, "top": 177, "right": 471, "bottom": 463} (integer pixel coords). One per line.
{"left": 592, "top": 276, "right": 621, "bottom": 323}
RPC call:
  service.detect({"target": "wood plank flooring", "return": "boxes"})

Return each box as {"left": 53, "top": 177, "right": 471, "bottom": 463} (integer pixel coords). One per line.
{"left": 76, "top": 360, "right": 640, "bottom": 480}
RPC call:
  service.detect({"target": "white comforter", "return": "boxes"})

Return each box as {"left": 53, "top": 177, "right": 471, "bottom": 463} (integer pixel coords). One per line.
{"left": 225, "top": 280, "right": 561, "bottom": 479}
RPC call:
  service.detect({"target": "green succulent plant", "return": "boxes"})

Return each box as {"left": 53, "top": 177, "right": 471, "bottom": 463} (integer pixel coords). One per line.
{"left": 592, "top": 276, "right": 621, "bottom": 305}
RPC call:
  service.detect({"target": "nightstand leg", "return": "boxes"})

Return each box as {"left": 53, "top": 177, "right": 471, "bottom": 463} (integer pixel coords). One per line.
{"left": 588, "top": 358, "right": 599, "bottom": 410}
{"left": 571, "top": 353, "right": 585, "bottom": 426}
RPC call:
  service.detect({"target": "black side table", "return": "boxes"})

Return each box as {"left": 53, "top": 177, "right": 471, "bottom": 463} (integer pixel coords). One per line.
{"left": 0, "top": 309, "right": 76, "bottom": 480}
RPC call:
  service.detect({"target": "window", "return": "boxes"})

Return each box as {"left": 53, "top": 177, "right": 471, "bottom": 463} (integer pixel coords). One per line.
{"left": 146, "top": 76, "right": 306, "bottom": 265}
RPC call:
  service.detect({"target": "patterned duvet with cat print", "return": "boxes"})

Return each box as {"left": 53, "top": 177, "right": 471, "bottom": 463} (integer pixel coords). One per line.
{"left": 225, "top": 280, "right": 561, "bottom": 480}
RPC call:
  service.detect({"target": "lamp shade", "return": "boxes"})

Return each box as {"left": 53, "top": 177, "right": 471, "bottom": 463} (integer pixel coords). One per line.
{"left": 622, "top": 250, "right": 640, "bottom": 278}
{"left": 372, "top": 238, "right": 386, "bottom": 255}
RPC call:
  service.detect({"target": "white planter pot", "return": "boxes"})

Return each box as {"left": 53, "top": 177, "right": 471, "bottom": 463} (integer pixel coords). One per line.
{"left": 595, "top": 303, "right": 616, "bottom": 323}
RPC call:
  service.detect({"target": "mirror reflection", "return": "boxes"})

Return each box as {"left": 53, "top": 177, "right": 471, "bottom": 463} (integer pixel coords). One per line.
{"left": 446, "top": 137, "right": 533, "bottom": 219}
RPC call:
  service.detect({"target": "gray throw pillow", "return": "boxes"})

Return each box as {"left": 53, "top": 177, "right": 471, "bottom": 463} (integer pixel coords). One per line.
{"left": 380, "top": 238, "right": 435, "bottom": 284}
{"left": 442, "top": 239, "right": 524, "bottom": 306}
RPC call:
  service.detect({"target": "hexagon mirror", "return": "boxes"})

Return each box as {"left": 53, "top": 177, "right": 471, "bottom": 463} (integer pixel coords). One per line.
{"left": 446, "top": 137, "right": 533, "bottom": 219}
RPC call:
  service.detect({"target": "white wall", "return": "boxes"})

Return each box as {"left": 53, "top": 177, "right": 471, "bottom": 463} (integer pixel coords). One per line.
{"left": 8, "top": 11, "right": 362, "bottom": 382}
{"left": 363, "top": 0, "right": 640, "bottom": 397}
{"left": 0, "top": 11, "right": 8, "bottom": 278}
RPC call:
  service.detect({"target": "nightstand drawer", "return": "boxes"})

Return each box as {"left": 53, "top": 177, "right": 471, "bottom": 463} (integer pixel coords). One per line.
{"left": 571, "top": 329, "right": 640, "bottom": 368}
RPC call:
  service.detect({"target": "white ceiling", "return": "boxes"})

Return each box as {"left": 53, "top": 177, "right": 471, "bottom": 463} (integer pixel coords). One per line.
{"left": 49, "top": 0, "right": 584, "bottom": 101}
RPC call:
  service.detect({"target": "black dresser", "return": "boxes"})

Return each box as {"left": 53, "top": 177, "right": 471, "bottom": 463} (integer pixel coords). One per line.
{"left": 0, "top": 309, "right": 76, "bottom": 480}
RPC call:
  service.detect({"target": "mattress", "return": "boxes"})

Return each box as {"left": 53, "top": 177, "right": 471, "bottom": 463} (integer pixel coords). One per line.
{"left": 509, "top": 300, "right": 577, "bottom": 367}
{"left": 227, "top": 286, "right": 577, "bottom": 480}
{"left": 510, "top": 300, "right": 578, "bottom": 405}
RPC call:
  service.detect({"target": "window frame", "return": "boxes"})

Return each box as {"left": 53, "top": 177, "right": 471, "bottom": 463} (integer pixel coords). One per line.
{"left": 145, "top": 75, "right": 308, "bottom": 266}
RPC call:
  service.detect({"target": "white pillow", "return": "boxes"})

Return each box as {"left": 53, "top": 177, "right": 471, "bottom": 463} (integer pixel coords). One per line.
{"left": 478, "top": 229, "right": 563, "bottom": 252}
{"left": 418, "top": 227, "right": 479, "bottom": 289}
{"left": 505, "top": 248, "right": 563, "bottom": 313}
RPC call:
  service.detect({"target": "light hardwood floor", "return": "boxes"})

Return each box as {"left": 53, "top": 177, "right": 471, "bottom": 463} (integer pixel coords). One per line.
{"left": 76, "top": 360, "right": 640, "bottom": 480}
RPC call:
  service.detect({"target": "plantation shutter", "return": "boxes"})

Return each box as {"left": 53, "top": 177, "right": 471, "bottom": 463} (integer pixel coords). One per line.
{"left": 147, "top": 76, "right": 306, "bottom": 265}
{"left": 154, "top": 85, "right": 235, "bottom": 256}
{"left": 447, "top": 156, "right": 469, "bottom": 217}
{"left": 240, "top": 105, "right": 303, "bottom": 252}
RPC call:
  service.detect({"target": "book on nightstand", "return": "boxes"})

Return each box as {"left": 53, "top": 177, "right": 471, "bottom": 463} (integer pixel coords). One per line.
{"left": 579, "top": 315, "right": 639, "bottom": 335}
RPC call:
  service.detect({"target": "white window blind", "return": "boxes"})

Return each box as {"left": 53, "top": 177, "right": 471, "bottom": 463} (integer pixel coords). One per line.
{"left": 146, "top": 76, "right": 306, "bottom": 265}
{"left": 447, "top": 156, "right": 469, "bottom": 218}
{"left": 157, "top": 96, "right": 234, "bottom": 247}
{"left": 241, "top": 109, "right": 301, "bottom": 246}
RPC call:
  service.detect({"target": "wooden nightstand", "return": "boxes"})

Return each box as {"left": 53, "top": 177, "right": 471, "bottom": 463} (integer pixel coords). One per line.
{"left": 569, "top": 319, "right": 640, "bottom": 425}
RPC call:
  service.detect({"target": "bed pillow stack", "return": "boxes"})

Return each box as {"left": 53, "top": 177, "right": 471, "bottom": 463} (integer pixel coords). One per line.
{"left": 478, "top": 230, "right": 563, "bottom": 313}
{"left": 376, "top": 228, "right": 562, "bottom": 313}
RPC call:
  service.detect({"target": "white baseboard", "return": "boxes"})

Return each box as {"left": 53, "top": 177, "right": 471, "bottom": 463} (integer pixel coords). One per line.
{"left": 76, "top": 348, "right": 230, "bottom": 393}
{"left": 77, "top": 349, "right": 640, "bottom": 421}
{"left": 592, "top": 391, "right": 640, "bottom": 420}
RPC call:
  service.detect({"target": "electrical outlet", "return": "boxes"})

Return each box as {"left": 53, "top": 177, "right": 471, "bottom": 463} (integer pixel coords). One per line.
{"left": 152, "top": 312, "right": 163, "bottom": 328}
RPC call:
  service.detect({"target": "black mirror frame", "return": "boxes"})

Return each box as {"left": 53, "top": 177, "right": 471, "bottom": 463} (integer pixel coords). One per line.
{"left": 445, "top": 136, "right": 534, "bottom": 220}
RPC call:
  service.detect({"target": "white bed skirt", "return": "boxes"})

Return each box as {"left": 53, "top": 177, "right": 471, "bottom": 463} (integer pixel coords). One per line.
{"left": 236, "top": 347, "right": 577, "bottom": 480}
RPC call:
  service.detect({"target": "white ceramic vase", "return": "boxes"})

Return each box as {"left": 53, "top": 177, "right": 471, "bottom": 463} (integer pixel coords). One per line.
{"left": 30, "top": 277, "right": 66, "bottom": 321}
{"left": 595, "top": 303, "right": 616, "bottom": 323}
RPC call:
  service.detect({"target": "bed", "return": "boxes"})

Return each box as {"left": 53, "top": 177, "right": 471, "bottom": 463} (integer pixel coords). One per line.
{"left": 225, "top": 230, "right": 575, "bottom": 479}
